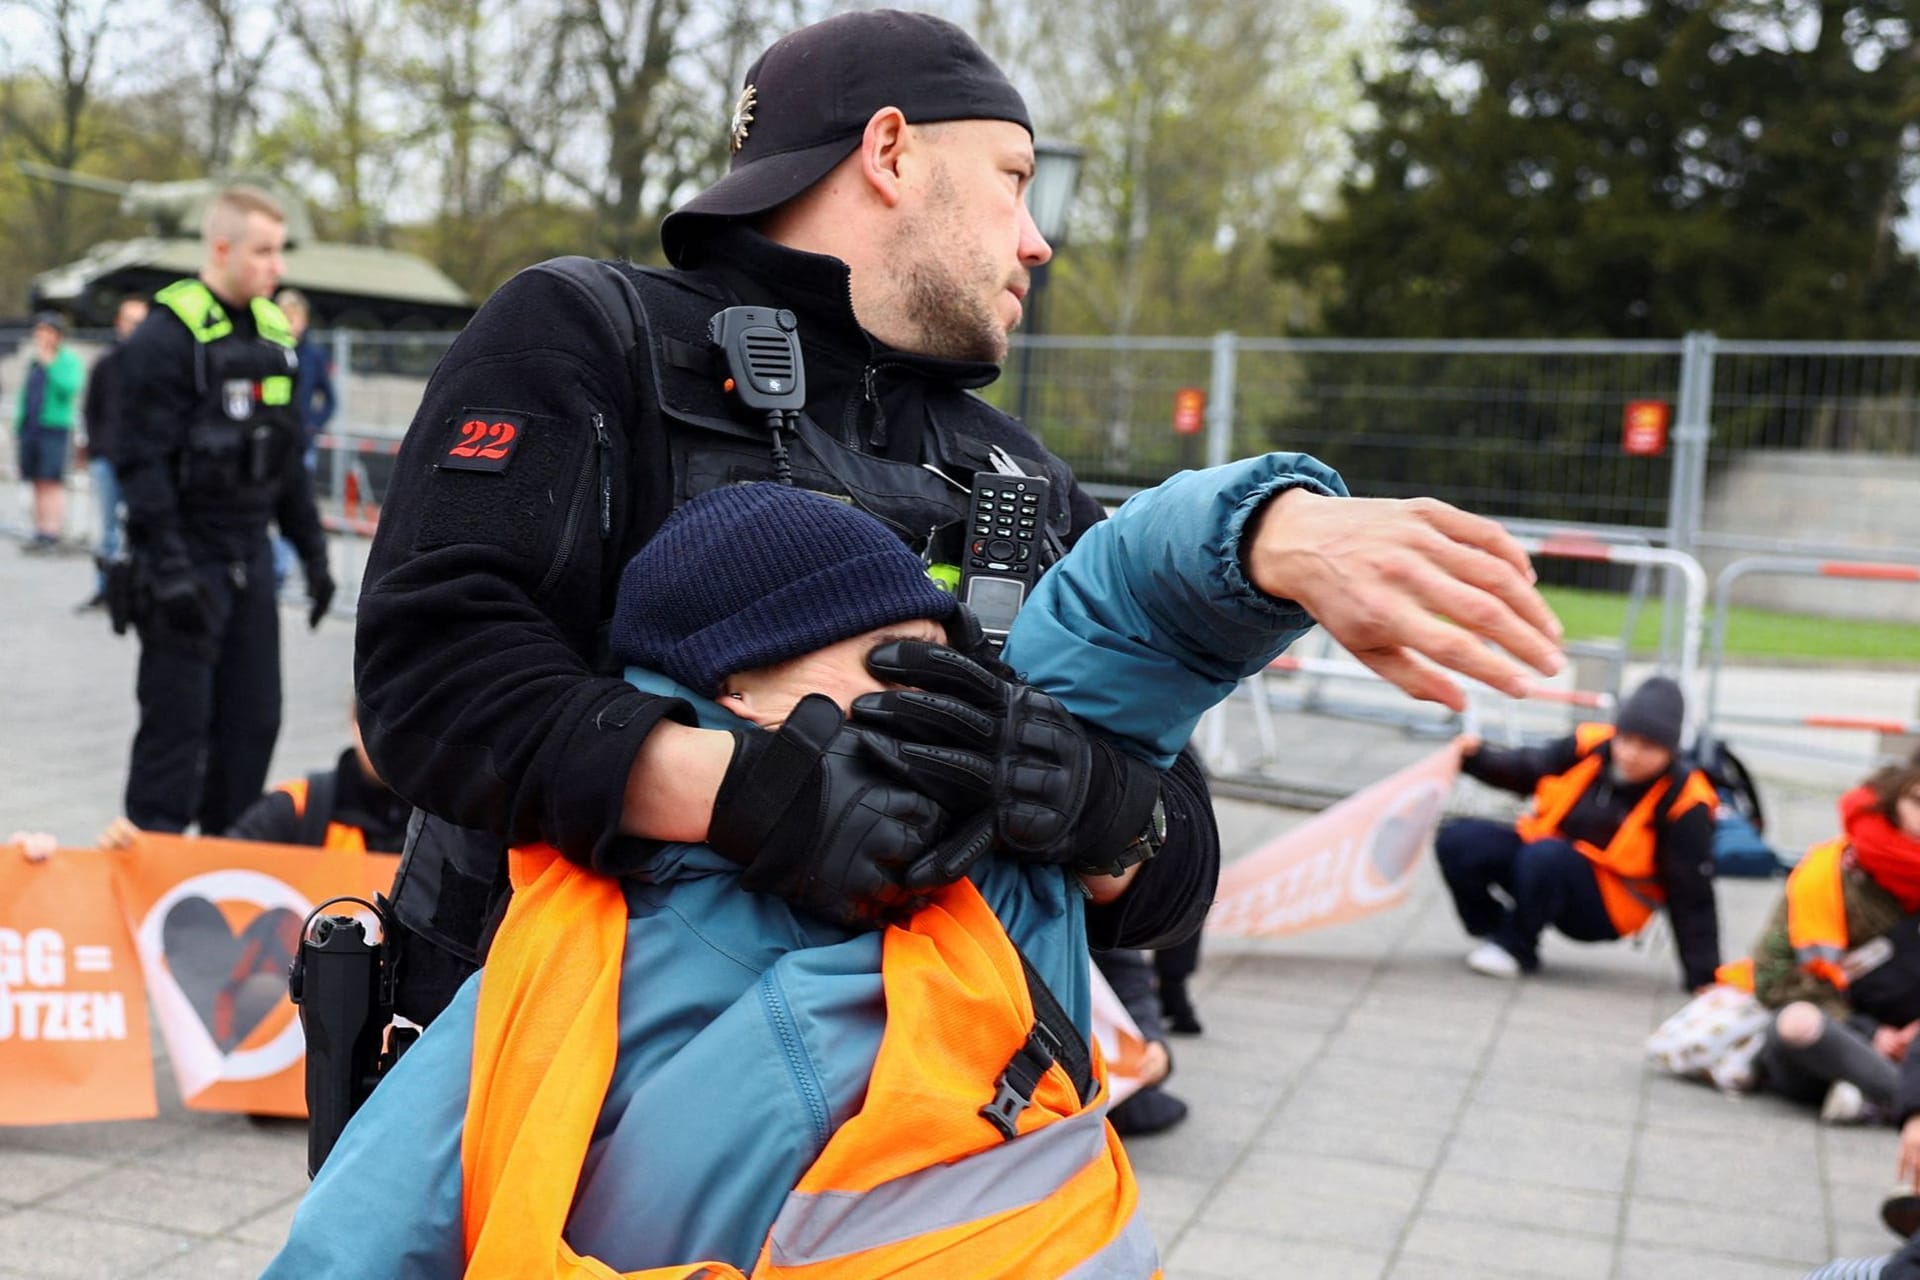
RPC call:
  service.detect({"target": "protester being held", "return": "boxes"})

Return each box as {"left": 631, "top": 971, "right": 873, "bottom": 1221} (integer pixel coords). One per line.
{"left": 1716, "top": 755, "right": 1920, "bottom": 1128}
{"left": 1436, "top": 676, "right": 1720, "bottom": 989}
{"left": 274, "top": 459, "right": 1366, "bottom": 1276}
{"left": 353, "top": 7, "right": 1567, "bottom": 1032}
{"left": 269, "top": 288, "right": 336, "bottom": 592}
{"left": 77, "top": 296, "right": 149, "bottom": 609}
{"left": 113, "top": 186, "right": 334, "bottom": 837}
{"left": 1096, "top": 949, "right": 1191, "bottom": 1135}
{"left": 14, "top": 311, "right": 84, "bottom": 552}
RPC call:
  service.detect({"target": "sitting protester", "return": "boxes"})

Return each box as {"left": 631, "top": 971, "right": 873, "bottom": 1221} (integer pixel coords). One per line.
{"left": 1720, "top": 756, "right": 1920, "bottom": 1125}
{"left": 221, "top": 708, "right": 410, "bottom": 853}
{"left": 91, "top": 707, "right": 409, "bottom": 855}
{"left": 12, "top": 709, "right": 408, "bottom": 861}
{"left": 1436, "top": 676, "right": 1721, "bottom": 989}
{"left": 265, "top": 457, "right": 1355, "bottom": 1278}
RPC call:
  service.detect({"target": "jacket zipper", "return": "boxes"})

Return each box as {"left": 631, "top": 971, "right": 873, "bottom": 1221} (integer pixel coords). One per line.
{"left": 534, "top": 411, "right": 612, "bottom": 599}
{"left": 843, "top": 361, "right": 909, "bottom": 451}
{"left": 592, "top": 411, "right": 613, "bottom": 540}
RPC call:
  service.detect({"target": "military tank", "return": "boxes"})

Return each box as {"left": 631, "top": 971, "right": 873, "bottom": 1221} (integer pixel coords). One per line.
{"left": 23, "top": 163, "right": 474, "bottom": 330}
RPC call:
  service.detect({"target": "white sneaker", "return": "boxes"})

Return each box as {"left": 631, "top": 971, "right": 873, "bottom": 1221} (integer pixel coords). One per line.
{"left": 1466, "top": 941, "right": 1522, "bottom": 979}
{"left": 1821, "top": 1080, "right": 1867, "bottom": 1124}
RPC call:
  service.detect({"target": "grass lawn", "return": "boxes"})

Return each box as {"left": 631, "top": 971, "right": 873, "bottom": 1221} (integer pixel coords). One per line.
{"left": 1541, "top": 586, "right": 1920, "bottom": 664}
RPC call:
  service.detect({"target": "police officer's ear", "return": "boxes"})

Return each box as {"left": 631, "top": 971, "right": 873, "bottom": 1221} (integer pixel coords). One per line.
{"left": 856, "top": 107, "right": 913, "bottom": 209}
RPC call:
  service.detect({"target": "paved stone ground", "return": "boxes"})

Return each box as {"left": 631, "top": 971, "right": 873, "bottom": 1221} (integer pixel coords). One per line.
{"left": 0, "top": 526, "right": 1908, "bottom": 1279}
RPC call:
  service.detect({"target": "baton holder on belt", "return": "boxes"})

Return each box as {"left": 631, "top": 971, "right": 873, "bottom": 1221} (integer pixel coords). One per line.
{"left": 289, "top": 896, "right": 399, "bottom": 1178}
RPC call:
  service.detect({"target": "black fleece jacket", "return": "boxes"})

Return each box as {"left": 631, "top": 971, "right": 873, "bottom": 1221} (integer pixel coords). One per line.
{"left": 354, "top": 228, "right": 1219, "bottom": 951}
{"left": 1466, "top": 735, "right": 1721, "bottom": 990}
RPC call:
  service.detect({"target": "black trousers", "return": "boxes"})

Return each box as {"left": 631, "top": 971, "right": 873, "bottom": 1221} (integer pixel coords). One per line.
{"left": 1435, "top": 817, "right": 1620, "bottom": 969}
{"left": 124, "top": 541, "right": 282, "bottom": 835}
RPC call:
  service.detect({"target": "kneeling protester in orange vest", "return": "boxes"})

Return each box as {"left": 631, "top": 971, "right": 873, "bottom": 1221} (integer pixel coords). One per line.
{"left": 266, "top": 457, "right": 1350, "bottom": 1277}
{"left": 1436, "top": 676, "right": 1723, "bottom": 990}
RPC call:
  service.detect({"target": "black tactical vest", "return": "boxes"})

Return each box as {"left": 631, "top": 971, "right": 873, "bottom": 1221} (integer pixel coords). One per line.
{"left": 153, "top": 279, "right": 302, "bottom": 523}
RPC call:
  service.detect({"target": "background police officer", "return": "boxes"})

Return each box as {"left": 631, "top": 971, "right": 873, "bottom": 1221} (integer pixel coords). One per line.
{"left": 114, "top": 185, "right": 336, "bottom": 836}
{"left": 355, "top": 10, "right": 1565, "bottom": 1026}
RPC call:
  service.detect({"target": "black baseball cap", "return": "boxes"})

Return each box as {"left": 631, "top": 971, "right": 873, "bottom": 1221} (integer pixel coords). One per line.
{"left": 661, "top": 9, "right": 1032, "bottom": 267}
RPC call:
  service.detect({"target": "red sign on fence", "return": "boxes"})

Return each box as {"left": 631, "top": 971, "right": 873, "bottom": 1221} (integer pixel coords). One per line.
{"left": 1623, "top": 400, "right": 1670, "bottom": 456}
{"left": 1173, "top": 387, "right": 1206, "bottom": 436}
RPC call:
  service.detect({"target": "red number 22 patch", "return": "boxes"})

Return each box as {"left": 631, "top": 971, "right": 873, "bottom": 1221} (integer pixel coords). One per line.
{"left": 441, "top": 411, "right": 526, "bottom": 473}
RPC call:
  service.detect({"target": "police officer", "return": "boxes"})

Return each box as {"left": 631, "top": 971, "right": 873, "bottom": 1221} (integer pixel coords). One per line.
{"left": 356, "top": 10, "right": 1566, "bottom": 1025}
{"left": 115, "top": 185, "right": 336, "bottom": 836}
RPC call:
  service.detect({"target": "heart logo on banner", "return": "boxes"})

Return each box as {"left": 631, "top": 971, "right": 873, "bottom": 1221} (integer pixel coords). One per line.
{"left": 160, "top": 899, "right": 302, "bottom": 1053}
{"left": 1351, "top": 781, "right": 1447, "bottom": 906}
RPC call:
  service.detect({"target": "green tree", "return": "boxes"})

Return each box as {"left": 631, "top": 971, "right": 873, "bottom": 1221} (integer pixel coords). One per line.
{"left": 1286, "top": 0, "right": 1920, "bottom": 339}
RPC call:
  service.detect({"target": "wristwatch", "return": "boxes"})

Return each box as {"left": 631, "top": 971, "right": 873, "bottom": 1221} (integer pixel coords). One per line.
{"left": 1074, "top": 796, "right": 1167, "bottom": 878}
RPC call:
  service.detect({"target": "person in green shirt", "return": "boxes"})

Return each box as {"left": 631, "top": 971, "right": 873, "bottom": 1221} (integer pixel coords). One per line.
{"left": 14, "top": 311, "right": 85, "bottom": 550}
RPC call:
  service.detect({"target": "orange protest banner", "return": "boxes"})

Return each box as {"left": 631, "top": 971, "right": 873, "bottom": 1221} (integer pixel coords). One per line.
{"left": 1206, "top": 745, "right": 1461, "bottom": 938}
{"left": 110, "top": 833, "right": 380, "bottom": 1118}
{"left": 0, "top": 851, "right": 158, "bottom": 1124}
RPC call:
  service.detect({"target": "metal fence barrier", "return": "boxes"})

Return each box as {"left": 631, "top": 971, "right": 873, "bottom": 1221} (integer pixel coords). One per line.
{"left": 1700, "top": 555, "right": 1920, "bottom": 773}
{"left": 8, "top": 323, "right": 1919, "bottom": 804}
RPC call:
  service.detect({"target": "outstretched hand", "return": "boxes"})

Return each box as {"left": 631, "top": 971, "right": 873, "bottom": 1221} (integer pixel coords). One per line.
{"left": 1244, "top": 490, "right": 1565, "bottom": 711}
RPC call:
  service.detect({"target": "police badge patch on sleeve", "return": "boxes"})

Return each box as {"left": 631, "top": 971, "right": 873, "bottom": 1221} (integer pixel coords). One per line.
{"left": 439, "top": 410, "right": 528, "bottom": 474}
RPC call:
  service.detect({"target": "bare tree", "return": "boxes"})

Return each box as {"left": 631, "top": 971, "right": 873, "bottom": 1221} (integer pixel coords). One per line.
{"left": 277, "top": 0, "right": 404, "bottom": 240}
{"left": 0, "top": 0, "right": 124, "bottom": 261}
{"left": 177, "top": 0, "right": 282, "bottom": 170}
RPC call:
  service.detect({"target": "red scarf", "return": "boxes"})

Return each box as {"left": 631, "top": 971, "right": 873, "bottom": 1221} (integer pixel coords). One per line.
{"left": 1843, "top": 785, "right": 1920, "bottom": 913}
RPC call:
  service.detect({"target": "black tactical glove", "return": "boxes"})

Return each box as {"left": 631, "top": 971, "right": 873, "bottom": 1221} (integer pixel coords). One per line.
{"left": 853, "top": 641, "right": 1162, "bottom": 886}
{"left": 149, "top": 565, "right": 216, "bottom": 637}
{"left": 707, "top": 693, "right": 994, "bottom": 928}
{"left": 305, "top": 559, "right": 336, "bottom": 630}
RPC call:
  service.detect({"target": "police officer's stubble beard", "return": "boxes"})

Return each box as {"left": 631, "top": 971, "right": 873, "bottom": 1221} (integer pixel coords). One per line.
{"left": 887, "top": 163, "right": 1012, "bottom": 365}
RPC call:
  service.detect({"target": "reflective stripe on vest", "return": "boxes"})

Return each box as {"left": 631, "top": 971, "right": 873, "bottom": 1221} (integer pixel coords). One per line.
{"left": 1716, "top": 838, "right": 1850, "bottom": 993}
{"left": 155, "top": 279, "right": 294, "bottom": 349}
{"left": 463, "top": 845, "right": 1155, "bottom": 1280}
{"left": 272, "top": 777, "right": 370, "bottom": 854}
{"left": 1513, "top": 723, "right": 1717, "bottom": 935}
{"left": 764, "top": 1104, "right": 1109, "bottom": 1267}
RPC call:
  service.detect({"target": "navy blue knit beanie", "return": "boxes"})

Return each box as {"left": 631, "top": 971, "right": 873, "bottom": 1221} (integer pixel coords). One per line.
{"left": 612, "top": 484, "right": 959, "bottom": 696}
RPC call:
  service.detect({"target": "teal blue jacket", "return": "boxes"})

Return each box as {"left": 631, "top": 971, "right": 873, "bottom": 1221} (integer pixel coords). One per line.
{"left": 265, "top": 452, "right": 1347, "bottom": 1277}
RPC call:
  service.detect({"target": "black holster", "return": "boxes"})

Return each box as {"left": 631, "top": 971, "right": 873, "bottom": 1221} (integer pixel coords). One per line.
{"left": 289, "top": 899, "right": 412, "bottom": 1177}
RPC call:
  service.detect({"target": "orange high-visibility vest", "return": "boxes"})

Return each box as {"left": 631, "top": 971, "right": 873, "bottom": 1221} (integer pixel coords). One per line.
{"left": 1716, "top": 837, "right": 1850, "bottom": 993}
{"left": 276, "top": 777, "right": 368, "bottom": 853}
{"left": 461, "top": 844, "right": 1159, "bottom": 1280}
{"left": 1514, "top": 723, "right": 1718, "bottom": 935}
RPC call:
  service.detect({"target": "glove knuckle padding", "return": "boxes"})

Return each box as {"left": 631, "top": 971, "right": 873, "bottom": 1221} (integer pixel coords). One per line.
{"left": 866, "top": 640, "right": 1001, "bottom": 703}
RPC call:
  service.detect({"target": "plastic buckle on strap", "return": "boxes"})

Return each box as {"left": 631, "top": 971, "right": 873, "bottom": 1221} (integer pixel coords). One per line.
{"left": 980, "top": 1024, "right": 1061, "bottom": 1140}
{"left": 980, "top": 1076, "right": 1032, "bottom": 1139}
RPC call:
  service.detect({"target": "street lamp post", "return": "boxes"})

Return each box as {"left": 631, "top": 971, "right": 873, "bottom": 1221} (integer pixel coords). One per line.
{"left": 1014, "top": 141, "right": 1085, "bottom": 427}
